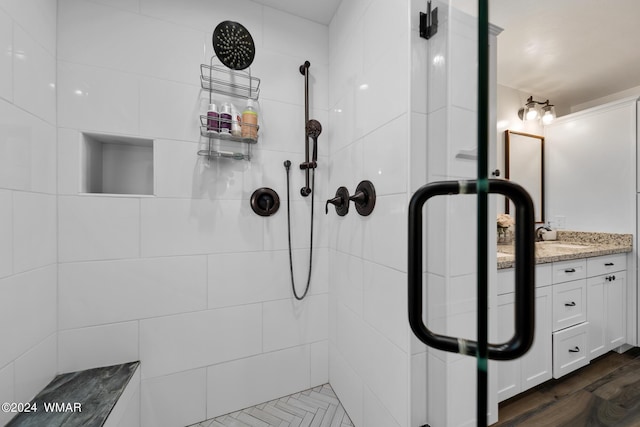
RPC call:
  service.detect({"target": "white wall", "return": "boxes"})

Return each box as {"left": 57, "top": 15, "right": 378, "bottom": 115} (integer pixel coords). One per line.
{"left": 0, "top": 1, "right": 58, "bottom": 424}
{"left": 56, "top": 1, "right": 329, "bottom": 426}
{"left": 545, "top": 98, "right": 636, "bottom": 234}
{"left": 327, "top": 0, "right": 413, "bottom": 426}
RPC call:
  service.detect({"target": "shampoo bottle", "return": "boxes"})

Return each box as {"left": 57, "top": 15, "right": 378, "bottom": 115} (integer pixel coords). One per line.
{"left": 206, "top": 103, "right": 219, "bottom": 132}
{"left": 241, "top": 99, "right": 258, "bottom": 139}
{"left": 220, "top": 102, "right": 232, "bottom": 133}
{"left": 231, "top": 105, "right": 242, "bottom": 136}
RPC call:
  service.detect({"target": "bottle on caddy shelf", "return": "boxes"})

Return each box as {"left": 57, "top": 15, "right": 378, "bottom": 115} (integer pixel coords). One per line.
{"left": 241, "top": 99, "right": 258, "bottom": 140}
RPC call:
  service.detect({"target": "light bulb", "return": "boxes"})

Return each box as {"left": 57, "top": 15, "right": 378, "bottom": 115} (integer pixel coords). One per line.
{"left": 525, "top": 107, "right": 538, "bottom": 121}
{"left": 541, "top": 104, "right": 556, "bottom": 125}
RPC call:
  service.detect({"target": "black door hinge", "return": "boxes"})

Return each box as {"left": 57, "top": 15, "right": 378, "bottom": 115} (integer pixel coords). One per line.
{"left": 420, "top": 1, "right": 438, "bottom": 40}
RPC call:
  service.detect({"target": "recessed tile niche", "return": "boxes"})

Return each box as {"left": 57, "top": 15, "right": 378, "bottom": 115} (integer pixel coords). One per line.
{"left": 82, "top": 133, "right": 154, "bottom": 195}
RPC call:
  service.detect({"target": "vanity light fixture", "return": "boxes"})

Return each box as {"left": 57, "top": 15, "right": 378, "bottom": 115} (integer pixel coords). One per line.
{"left": 517, "top": 96, "right": 556, "bottom": 125}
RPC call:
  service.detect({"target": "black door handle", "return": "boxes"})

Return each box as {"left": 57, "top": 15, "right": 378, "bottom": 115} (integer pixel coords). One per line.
{"left": 605, "top": 262, "right": 614, "bottom": 266}
{"left": 569, "top": 346, "right": 580, "bottom": 353}
{"left": 408, "top": 179, "right": 535, "bottom": 361}
{"left": 564, "top": 268, "right": 576, "bottom": 273}
{"left": 565, "top": 302, "right": 576, "bottom": 307}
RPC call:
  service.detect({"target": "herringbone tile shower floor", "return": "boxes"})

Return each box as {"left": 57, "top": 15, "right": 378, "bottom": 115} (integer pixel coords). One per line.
{"left": 188, "top": 384, "right": 354, "bottom": 427}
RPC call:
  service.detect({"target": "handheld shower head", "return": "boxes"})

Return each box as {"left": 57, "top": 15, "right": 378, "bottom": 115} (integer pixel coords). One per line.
{"left": 306, "top": 119, "right": 322, "bottom": 164}
{"left": 306, "top": 119, "right": 322, "bottom": 138}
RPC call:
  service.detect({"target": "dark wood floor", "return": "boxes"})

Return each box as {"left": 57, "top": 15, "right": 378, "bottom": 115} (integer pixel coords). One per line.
{"left": 493, "top": 347, "right": 640, "bottom": 426}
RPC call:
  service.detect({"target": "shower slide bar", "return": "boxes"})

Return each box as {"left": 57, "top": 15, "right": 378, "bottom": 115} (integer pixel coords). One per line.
{"left": 298, "top": 60, "right": 316, "bottom": 197}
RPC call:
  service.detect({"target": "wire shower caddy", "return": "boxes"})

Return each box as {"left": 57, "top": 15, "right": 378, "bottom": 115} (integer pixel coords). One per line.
{"left": 198, "top": 55, "right": 261, "bottom": 161}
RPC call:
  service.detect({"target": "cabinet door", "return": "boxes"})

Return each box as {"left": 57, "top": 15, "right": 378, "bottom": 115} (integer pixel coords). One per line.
{"left": 607, "top": 271, "right": 626, "bottom": 350}
{"left": 496, "top": 293, "right": 520, "bottom": 402}
{"left": 521, "top": 286, "right": 552, "bottom": 390}
{"left": 587, "top": 275, "right": 607, "bottom": 360}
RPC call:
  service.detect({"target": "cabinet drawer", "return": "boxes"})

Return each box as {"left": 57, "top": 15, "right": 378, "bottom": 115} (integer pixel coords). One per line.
{"left": 552, "top": 279, "right": 587, "bottom": 331}
{"left": 497, "top": 264, "right": 553, "bottom": 295}
{"left": 587, "top": 253, "right": 627, "bottom": 277}
{"left": 553, "top": 322, "right": 589, "bottom": 378}
{"left": 552, "top": 259, "right": 586, "bottom": 284}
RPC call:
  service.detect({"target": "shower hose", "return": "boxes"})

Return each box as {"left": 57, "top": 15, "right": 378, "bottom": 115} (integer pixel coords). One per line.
{"left": 284, "top": 161, "right": 315, "bottom": 300}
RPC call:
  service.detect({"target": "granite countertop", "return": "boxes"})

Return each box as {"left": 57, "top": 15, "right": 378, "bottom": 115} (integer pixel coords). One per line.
{"left": 497, "top": 231, "right": 633, "bottom": 269}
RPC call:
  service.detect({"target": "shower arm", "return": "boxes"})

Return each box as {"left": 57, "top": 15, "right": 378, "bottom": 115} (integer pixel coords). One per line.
{"left": 299, "top": 61, "right": 313, "bottom": 197}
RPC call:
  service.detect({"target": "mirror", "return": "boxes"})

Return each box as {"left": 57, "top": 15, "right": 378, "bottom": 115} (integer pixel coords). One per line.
{"left": 504, "top": 130, "right": 544, "bottom": 223}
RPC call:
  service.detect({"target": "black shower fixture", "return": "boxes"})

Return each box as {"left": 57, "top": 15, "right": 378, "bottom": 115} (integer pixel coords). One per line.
{"left": 350, "top": 181, "right": 376, "bottom": 216}
{"left": 212, "top": 20, "right": 255, "bottom": 70}
{"left": 250, "top": 188, "right": 280, "bottom": 217}
{"left": 325, "top": 182, "right": 376, "bottom": 217}
{"left": 325, "top": 187, "right": 350, "bottom": 216}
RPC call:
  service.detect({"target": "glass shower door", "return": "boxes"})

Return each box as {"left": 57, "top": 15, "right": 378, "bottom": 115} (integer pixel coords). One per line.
{"left": 408, "top": 1, "right": 536, "bottom": 426}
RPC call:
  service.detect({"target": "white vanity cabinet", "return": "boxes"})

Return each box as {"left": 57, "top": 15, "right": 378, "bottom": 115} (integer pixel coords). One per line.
{"left": 496, "top": 253, "right": 628, "bottom": 402}
{"left": 496, "top": 264, "right": 553, "bottom": 402}
{"left": 586, "top": 254, "right": 627, "bottom": 360}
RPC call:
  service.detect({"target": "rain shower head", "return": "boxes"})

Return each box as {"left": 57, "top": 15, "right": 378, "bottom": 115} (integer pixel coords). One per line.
{"left": 306, "top": 119, "right": 322, "bottom": 138}
{"left": 212, "top": 21, "right": 255, "bottom": 70}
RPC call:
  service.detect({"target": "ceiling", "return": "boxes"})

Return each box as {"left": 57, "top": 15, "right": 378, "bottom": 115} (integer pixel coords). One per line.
{"left": 253, "top": 0, "right": 640, "bottom": 110}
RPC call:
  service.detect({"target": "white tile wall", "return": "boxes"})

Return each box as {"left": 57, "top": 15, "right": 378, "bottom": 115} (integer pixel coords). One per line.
{"left": 154, "top": 139, "right": 243, "bottom": 200}
{"left": 0, "top": 0, "right": 56, "bottom": 54}
{"left": 360, "top": 325, "right": 408, "bottom": 427}
{"left": 58, "top": 195, "right": 140, "bottom": 262}
{"left": 331, "top": 251, "right": 364, "bottom": 316}
{"left": 58, "top": 0, "right": 204, "bottom": 85}
{"left": 0, "top": 363, "right": 15, "bottom": 426}
{"left": 363, "top": 262, "right": 408, "bottom": 352}
{"left": 363, "top": 386, "right": 402, "bottom": 427}
{"left": 0, "top": 0, "right": 470, "bottom": 425}
{"left": 58, "top": 322, "right": 139, "bottom": 374}
{"left": 262, "top": 7, "right": 328, "bottom": 67}
{"left": 139, "top": 78, "right": 201, "bottom": 142}
{"left": 207, "top": 345, "right": 311, "bottom": 419}
{"left": 139, "top": 304, "right": 263, "bottom": 379}
{"left": 0, "top": 189, "right": 12, "bottom": 278}
{"left": 328, "top": 344, "right": 364, "bottom": 427}
{"left": 410, "top": 352, "right": 427, "bottom": 427}
{"left": 54, "top": 0, "right": 332, "bottom": 422}
{"left": 262, "top": 294, "right": 328, "bottom": 352}
{"left": 310, "top": 340, "right": 329, "bottom": 385}
{"left": 208, "top": 251, "right": 291, "bottom": 308}
{"left": 362, "top": 194, "right": 407, "bottom": 271}
{"left": 0, "top": 266, "right": 56, "bottom": 369}
{"left": 57, "top": 62, "right": 140, "bottom": 135}
{"left": 0, "top": 99, "right": 57, "bottom": 194}
{"left": 139, "top": 0, "right": 263, "bottom": 36}
{"left": 0, "top": 9, "right": 12, "bottom": 102}
{"left": 362, "top": 114, "right": 409, "bottom": 196}
{"left": 329, "top": 139, "right": 363, "bottom": 195}
{"left": 0, "top": 0, "right": 58, "bottom": 414}
{"left": 13, "top": 334, "right": 56, "bottom": 403}
{"left": 141, "top": 368, "right": 207, "bottom": 427}
{"left": 140, "top": 198, "right": 264, "bottom": 257}
{"left": 13, "top": 25, "right": 56, "bottom": 124}
{"left": 59, "top": 256, "right": 207, "bottom": 329}
{"left": 328, "top": 0, "right": 412, "bottom": 425}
